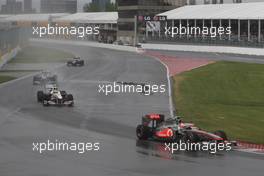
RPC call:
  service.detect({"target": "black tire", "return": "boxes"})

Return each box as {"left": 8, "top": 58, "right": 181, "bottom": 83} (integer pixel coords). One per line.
{"left": 60, "top": 91, "right": 67, "bottom": 98}
{"left": 43, "top": 94, "right": 50, "bottom": 100}
{"left": 213, "top": 130, "right": 228, "bottom": 140}
{"left": 78, "top": 61, "right": 84, "bottom": 66}
{"left": 66, "top": 94, "right": 74, "bottom": 107}
{"left": 37, "top": 91, "right": 44, "bottom": 102}
{"left": 136, "top": 125, "right": 151, "bottom": 140}
{"left": 66, "top": 94, "right": 73, "bottom": 101}
{"left": 42, "top": 94, "right": 50, "bottom": 106}
{"left": 171, "top": 130, "right": 181, "bottom": 142}
{"left": 182, "top": 131, "right": 200, "bottom": 143}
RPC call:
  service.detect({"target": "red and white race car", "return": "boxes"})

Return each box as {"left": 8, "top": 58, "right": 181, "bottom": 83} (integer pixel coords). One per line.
{"left": 136, "top": 114, "right": 228, "bottom": 143}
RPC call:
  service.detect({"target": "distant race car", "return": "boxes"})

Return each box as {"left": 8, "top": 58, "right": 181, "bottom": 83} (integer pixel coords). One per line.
{"left": 136, "top": 114, "right": 228, "bottom": 143}
{"left": 33, "top": 71, "right": 57, "bottom": 85}
{"left": 37, "top": 85, "right": 74, "bottom": 107}
{"left": 67, "top": 57, "right": 84, "bottom": 67}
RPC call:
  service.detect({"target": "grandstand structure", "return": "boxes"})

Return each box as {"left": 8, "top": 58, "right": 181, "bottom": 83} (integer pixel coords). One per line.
{"left": 153, "top": 2, "right": 264, "bottom": 47}
{"left": 0, "top": 3, "right": 264, "bottom": 48}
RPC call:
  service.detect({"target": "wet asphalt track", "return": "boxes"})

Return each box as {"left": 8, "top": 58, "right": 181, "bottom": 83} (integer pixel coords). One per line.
{"left": 0, "top": 40, "right": 263, "bottom": 176}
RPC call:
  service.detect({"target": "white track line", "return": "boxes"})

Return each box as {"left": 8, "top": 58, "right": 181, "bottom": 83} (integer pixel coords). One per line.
{"left": 138, "top": 49, "right": 174, "bottom": 117}
{"left": 157, "top": 58, "right": 174, "bottom": 117}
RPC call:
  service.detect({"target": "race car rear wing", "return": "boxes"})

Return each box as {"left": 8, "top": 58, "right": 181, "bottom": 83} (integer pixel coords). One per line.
{"left": 142, "top": 114, "right": 165, "bottom": 127}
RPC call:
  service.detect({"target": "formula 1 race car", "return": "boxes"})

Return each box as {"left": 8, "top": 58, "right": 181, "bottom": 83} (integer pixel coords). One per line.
{"left": 33, "top": 71, "right": 57, "bottom": 85}
{"left": 136, "top": 114, "right": 228, "bottom": 143}
{"left": 37, "top": 85, "right": 74, "bottom": 107}
{"left": 67, "top": 57, "right": 84, "bottom": 67}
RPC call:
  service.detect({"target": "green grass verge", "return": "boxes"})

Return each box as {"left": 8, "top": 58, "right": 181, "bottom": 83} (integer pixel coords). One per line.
{"left": 9, "top": 46, "right": 74, "bottom": 63}
{"left": 173, "top": 61, "right": 264, "bottom": 144}
{"left": 0, "top": 75, "right": 15, "bottom": 84}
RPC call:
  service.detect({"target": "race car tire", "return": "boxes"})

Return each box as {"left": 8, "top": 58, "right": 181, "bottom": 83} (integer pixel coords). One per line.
{"left": 60, "top": 91, "right": 67, "bottom": 98}
{"left": 182, "top": 131, "right": 200, "bottom": 143}
{"left": 66, "top": 94, "right": 73, "bottom": 101}
{"left": 42, "top": 94, "right": 50, "bottom": 107}
{"left": 66, "top": 94, "right": 74, "bottom": 107}
{"left": 213, "top": 130, "right": 228, "bottom": 141}
{"left": 136, "top": 125, "right": 150, "bottom": 140}
{"left": 171, "top": 131, "right": 181, "bottom": 142}
{"left": 37, "top": 91, "right": 44, "bottom": 102}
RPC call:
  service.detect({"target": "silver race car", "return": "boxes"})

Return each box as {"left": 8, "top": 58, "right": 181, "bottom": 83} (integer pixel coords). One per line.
{"left": 33, "top": 71, "right": 57, "bottom": 85}
{"left": 37, "top": 85, "right": 74, "bottom": 107}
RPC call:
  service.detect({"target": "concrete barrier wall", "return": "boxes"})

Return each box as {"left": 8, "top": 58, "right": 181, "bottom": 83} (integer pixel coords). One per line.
{"left": 142, "top": 43, "right": 264, "bottom": 56}
{"left": 30, "top": 39, "right": 138, "bottom": 53}
{"left": 31, "top": 39, "right": 264, "bottom": 56}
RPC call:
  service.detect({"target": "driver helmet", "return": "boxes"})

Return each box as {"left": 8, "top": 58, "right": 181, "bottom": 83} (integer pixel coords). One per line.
{"left": 51, "top": 87, "right": 59, "bottom": 93}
